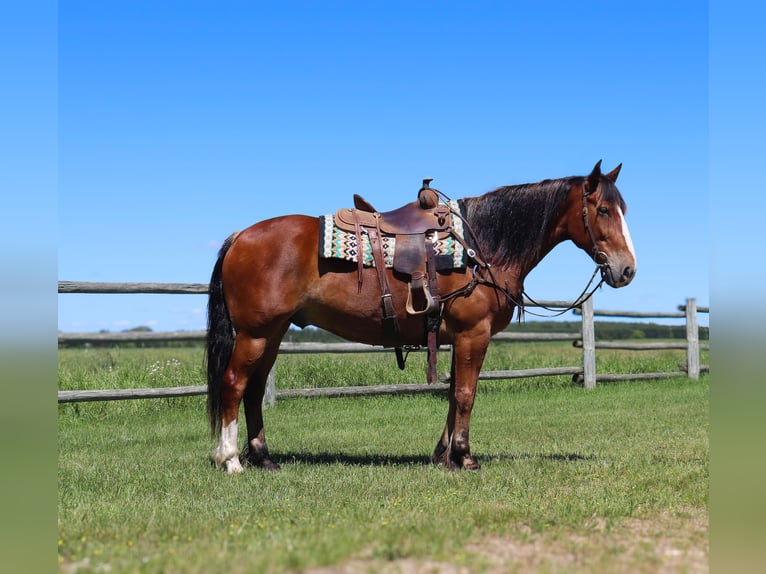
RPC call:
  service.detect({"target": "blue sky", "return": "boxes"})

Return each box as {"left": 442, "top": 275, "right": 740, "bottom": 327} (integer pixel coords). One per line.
{"left": 57, "top": 1, "right": 709, "bottom": 332}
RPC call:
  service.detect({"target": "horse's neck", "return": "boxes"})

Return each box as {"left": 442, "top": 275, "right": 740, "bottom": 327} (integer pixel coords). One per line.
{"left": 522, "top": 225, "right": 571, "bottom": 276}
{"left": 462, "top": 189, "right": 572, "bottom": 281}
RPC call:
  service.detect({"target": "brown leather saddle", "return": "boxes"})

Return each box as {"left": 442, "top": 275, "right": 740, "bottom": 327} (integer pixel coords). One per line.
{"left": 332, "top": 179, "right": 457, "bottom": 383}
{"left": 335, "top": 187, "right": 451, "bottom": 237}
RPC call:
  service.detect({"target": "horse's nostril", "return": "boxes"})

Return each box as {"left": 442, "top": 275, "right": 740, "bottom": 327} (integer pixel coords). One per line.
{"left": 623, "top": 266, "right": 634, "bottom": 279}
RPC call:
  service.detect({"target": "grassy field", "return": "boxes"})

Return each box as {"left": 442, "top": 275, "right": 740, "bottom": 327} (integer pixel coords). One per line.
{"left": 58, "top": 343, "right": 708, "bottom": 573}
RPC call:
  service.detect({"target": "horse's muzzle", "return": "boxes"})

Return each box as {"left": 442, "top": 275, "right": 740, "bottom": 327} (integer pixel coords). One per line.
{"left": 602, "top": 258, "right": 636, "bottom": 288}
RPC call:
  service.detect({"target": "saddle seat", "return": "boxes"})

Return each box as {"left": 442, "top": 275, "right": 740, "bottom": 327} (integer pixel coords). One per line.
{"left": 335, "top": 182, "right": 451, "bottom": 237}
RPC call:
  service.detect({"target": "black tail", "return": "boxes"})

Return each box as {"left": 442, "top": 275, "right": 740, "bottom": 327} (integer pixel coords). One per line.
{"left": 206, "top": 232, "right": 239, "bottom": 437}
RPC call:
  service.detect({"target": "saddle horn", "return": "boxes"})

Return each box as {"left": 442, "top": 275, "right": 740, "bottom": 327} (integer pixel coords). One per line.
{"left": 418, "top": 177, "right": 439, "bottom": 209}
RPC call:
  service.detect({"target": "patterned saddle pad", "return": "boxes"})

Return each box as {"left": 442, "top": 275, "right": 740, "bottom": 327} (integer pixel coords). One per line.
{"left": 318, "top": 200, "right": 467, "bottom": 270}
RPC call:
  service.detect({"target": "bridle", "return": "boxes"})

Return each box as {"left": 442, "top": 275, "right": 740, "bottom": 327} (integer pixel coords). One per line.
{"left": 519, "top": 181, "right": 608, "bottom": 317}
{"left": 581, "top": 182, "right": 610, "bottom": 272}
{"left": 436, "top": 181, "right": 609, "bottom": 319}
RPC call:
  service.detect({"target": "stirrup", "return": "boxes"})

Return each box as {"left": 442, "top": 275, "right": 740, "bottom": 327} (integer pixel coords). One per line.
{"left": 405, "top": 272, "right": 435, "bottom": 315}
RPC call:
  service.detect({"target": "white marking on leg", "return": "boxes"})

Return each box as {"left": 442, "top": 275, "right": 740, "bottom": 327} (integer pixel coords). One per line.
{"left": 617, "top": 206, "right": 637, "bottom": 267}
{"left": 213, "top": 420, "right": 243, "bottom": 473}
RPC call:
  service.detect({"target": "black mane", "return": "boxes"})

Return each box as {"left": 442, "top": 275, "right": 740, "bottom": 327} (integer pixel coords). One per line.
{"left": 459, "top": 176, "right": 626, "bottom": 270}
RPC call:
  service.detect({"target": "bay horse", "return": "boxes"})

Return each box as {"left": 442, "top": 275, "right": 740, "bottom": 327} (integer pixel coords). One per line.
{"left": 206, "top": 161, "right": 636, "bottom": 472}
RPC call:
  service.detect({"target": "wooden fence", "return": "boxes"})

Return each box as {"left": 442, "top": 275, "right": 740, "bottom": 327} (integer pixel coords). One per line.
{"left": 57, "top": 281, "right": 709, "bottom": 404}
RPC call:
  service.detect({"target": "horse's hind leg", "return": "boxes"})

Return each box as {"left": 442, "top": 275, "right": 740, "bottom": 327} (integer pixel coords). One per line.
{"left": 241, "top": 338, "right": 284, "bottom": 470}
{"left": 212, "top": 334, "right": 271, "bottom": 473}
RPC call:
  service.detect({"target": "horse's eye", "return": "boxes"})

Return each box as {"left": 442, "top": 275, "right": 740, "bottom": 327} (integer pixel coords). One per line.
{"left": 597, "top": 206, "right": 609, "bottom": 216}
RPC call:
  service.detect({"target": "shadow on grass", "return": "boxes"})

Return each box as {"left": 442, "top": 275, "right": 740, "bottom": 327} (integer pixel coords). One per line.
{"left": 257, "top": 451, "right": 595, "bottom": 467}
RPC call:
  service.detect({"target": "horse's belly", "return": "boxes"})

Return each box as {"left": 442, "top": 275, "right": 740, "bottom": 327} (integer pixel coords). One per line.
{"left": 293, "top": 264, "right": 478, "bottom": 346}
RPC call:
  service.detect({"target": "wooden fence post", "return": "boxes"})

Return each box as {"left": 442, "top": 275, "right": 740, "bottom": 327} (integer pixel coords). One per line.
{"left": 685, "top": 297, "right": 700, "bottom": 380}
{"left": 581, "top": 296, "right": 597, "bottom": 389}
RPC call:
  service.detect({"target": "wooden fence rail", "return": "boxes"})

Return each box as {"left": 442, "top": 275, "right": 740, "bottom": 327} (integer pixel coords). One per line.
{"left": 57, "top": 281, "right": 210, "bottom": 294}
{"left": 58, "top": 281, "right": 708, "bottom": 403}
{"left": 57, "top": 330, "right": 580, "bottom": 346}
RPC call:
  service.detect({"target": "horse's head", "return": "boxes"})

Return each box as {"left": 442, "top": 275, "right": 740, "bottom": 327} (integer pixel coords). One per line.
{"left": 568, "top": 161, "right": 636, "bottom": 288}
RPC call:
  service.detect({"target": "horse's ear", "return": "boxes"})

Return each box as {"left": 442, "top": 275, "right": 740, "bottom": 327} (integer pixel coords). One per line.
{"left": 605, "top": 163, "right": 622, "bottom": 182}
{"left": 586, "top": 160, "right": 603, "bottom": 194}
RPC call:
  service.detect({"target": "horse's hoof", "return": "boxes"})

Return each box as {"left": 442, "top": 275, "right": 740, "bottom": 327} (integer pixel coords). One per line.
{"left": 223, "top": 457, "right": 245, "bottom": 474}
{"left": 211, "top": 452, "right": 245, "bottom": 473}
{"left": 258, "top": 457, "right": 281, "bottom": 471}
{"left": 461, "top": 455, "right": 481, "bottom": 471}
{"left": 244, "top": 450, "right": 281, "bottom": 471}
{"left": 448, "top": 457, "right": 480, "bottom": 471}
{"left": 440, "top": 453, "right": 481, "bottom": 471}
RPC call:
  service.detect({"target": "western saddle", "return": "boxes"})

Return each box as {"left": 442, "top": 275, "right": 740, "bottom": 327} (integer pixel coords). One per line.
{"left": 332, "top": 179, "right": 460, "bottom": 384}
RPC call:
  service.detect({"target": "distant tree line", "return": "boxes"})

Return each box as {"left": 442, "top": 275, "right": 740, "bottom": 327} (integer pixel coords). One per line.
{"left": 504, "top": 320, "right": 709, "bottom": 340}
{"left": 62, "top": 320, "right": 708, "bottom": 348}
{"left": 285, "top": 320, "right": 708, "bottom": 342}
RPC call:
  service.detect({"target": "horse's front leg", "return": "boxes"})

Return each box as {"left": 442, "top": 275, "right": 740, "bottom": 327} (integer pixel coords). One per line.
{"left": 433, "top": 349, "right": 457, "bottom": 466}
{"left": 433, "top": 330, "right": 489, "bottom": 470}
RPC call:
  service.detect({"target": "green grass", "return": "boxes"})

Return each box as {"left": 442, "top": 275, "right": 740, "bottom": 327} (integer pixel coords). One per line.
{"left": 58, "top": 344, "right": 708, "bottom": 572}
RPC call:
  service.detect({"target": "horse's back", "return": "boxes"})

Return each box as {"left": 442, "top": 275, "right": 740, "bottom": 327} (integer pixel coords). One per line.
{"left": 226, "top": 214, "right": 320, "bottom": 267}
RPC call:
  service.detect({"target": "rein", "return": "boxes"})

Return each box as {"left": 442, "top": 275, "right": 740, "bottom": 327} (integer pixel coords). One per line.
{"left": 433, "top": 183, "right": 608, "bottom": 319}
